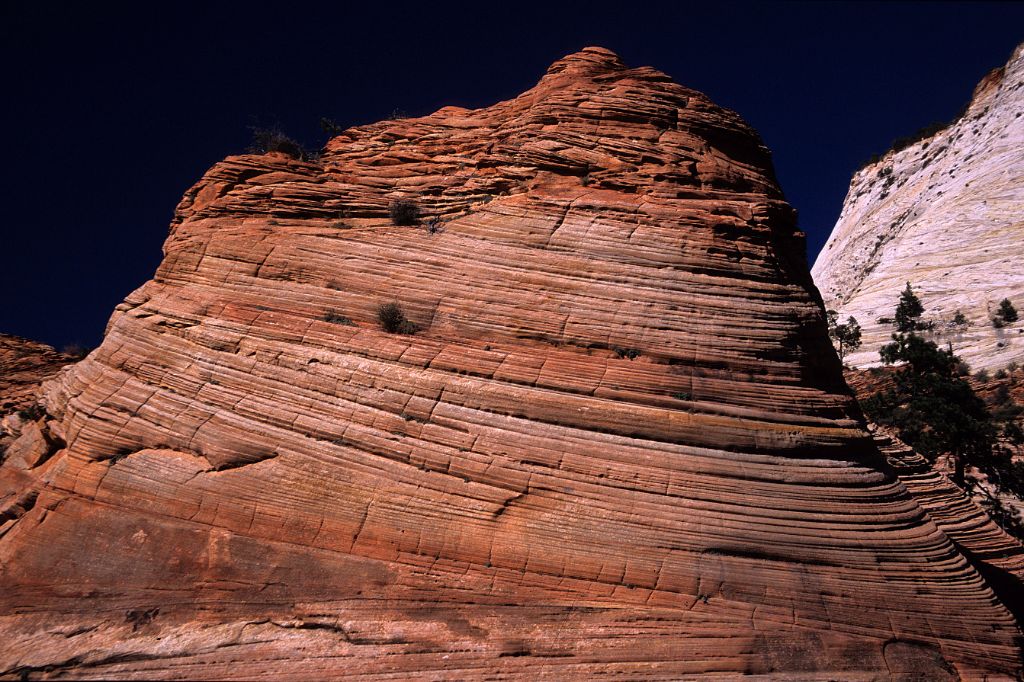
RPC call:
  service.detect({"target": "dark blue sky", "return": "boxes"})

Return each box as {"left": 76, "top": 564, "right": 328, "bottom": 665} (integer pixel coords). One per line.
{"left": 3, "top": 2, "right": 1022, "bottom": 350}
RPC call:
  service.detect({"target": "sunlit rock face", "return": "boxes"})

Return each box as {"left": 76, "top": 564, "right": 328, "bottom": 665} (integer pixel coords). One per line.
{"left": 0, "top": 334, "right": 74, "bottom": 415}
{"left": 1, "top": 48, "right": 1020, "bottom": 679}
{"left": 813, "top": 42, "right": 1024, "bottom": 371}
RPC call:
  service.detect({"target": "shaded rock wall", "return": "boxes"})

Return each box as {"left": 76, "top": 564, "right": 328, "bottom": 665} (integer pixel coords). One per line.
{"left": 1, "top": 48, "right": 1020, "bottom": 679}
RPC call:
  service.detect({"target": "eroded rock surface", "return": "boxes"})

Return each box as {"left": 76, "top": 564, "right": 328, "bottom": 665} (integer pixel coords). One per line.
{"left": 0, "top": 334, "right": 75, "bottom": 415}
{"left": 868, "top": 424, "right": 1024, "bottom": 620}
{"left": 812, "top": 42, "right": 1024, "bottom": 370}
{"left": 0, "top": 335, "right": 75, "bottom": 473}
{"left": 1, "top": 48, "right": 1020, "bottom": 679}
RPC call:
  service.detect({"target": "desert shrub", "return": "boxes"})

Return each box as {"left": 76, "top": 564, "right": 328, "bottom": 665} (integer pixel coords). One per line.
{"left": 1005, "top": 421, "right": 1024, "bottom": 445}
{"left": 992, "top": 401, "right": 1023, "bottom": 422}
{"left": 323, "top": 311, "right": 355, "bottom": 326}
{"left": 975, "top": 369, "right": 990, "bottom": 382}
{"left": 17, "top": 404, "right": 46, "bottom": 421}
{"left": 613, "top": 347, "right": 641, "bottom": 360}
{"left": 952, "top": 310, "right": 969, "bottom": 327}
{"left": 248, "top": 127, "right": 307, "bottom": 159}
{"left": 319, "top": 117, "right": 345, "bottom": 136}
{"left": 377, "top": 302, "right": 416, "bottom": 334}
{"left": 61, "top": 343, "right": 91, "bottom": 359}
{"left": 860, "top": 153, "right": 882, "bottom": 169}
{"left": 995, "top": 298, "right": 1018, "bottom": 325}
{"left": 994, "top": 369, "right": 1009, "bottom": 380}
{"left": 388, "top": 199, "right": 419, "bottom": 226}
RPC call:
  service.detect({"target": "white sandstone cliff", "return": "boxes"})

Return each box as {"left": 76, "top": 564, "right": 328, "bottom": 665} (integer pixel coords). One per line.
{"left": 812, "top": 42, "right": 1024, "bottom": 370}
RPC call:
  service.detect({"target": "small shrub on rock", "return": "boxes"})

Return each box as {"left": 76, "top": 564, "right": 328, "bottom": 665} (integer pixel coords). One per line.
{"left": 248, "top": 127, "right": 306, "bottom": 160}
{"left": 17, "top": 404, "right": 46, "bottom": 421}
{"left": 993, "top": 298, "right": 1018, "bottom": 327}
{"left": 1005, "top": 421, "right": 1024, "bottom": 445}
{"left": 323, "top": 311, "right": 355, "bottom": 326}
{"left": 61, "top": 343, "right": 91, "bottom": 359}
{"left": 377, "top": 302, "right": 417, "bottom": 334}
{"left": 388, "top": 199, "right": 419, "bottom": 226}
{"left": 319, "top": 117, "right": 345, "bottom": 136}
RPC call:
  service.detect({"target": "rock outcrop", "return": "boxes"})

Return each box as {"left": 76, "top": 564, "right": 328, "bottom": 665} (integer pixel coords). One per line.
{"left": 1, "top": 48, "right": 1021, "bottom": 679}
{"left": 871, "top": 426, "right": 1024, "bottom": 624}
{"left": 0, "top": 335, "right": 77, "bottom": 472}
{"left": 812, "top": 42, "right": 1024, "bottom": 370}
{"left": 0, "top": 334, "right": 75, "bottom": 415}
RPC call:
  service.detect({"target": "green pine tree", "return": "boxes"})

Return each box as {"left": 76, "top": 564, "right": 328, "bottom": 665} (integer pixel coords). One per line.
{"left": 894, "top": 282, "right": 924, "bottom": 332}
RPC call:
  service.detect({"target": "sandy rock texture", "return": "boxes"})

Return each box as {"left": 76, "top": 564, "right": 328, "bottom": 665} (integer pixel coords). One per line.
{"left": 812, "top": 42, "right": 1024, "bottom": 371}
{"left": 0, "top": 334, "right": 75, "bottom": 415}
{"left": 1, "top": 48, "right": 1021, "bottom": 679}
{"left": 871, "top": 427, "right": 1024, "bottom": 625}
{"left": 0, "top": 335, "right": 77, "bottom": 473}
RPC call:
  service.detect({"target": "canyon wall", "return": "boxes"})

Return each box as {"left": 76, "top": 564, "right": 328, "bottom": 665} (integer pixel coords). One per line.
{"left": 1, "top": 48, "right": 1020, "bottom": 679}
{"left": 0, "top": 334, "right": 75, "bottom": 415}
{"left": 812, "top": 42, "right": 1024, "bottom": 370}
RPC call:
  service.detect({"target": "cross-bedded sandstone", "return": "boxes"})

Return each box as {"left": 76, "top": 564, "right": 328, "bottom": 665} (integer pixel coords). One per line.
{"left": 0, "top": 48, "right": 1020, "bottom": 679}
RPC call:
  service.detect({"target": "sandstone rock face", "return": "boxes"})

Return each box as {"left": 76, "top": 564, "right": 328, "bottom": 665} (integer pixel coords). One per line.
{"left": 0, "top": 334, "right": 75, "bottom": 415}
{"left": 870, "top": 426, "right": 1024, "bottom": 629}
{"left": 0, "top": 335, "right": 75, "bottom": 473}
{"left": 1, "top": 48, "right": 1020, "bottom": 679}
{"left": 812, "top": 42, "right": 1024, "bottom": 371}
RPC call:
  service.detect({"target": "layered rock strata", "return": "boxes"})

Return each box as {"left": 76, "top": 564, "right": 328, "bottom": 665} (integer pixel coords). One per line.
{"left": 0, "top": 334, "right": 75, "bottom": 415}
{"left": 812, "top": 42, "right": 1024, "bottom": 370}
{"left": 0, "top": 335, "right": 76, "bottom": 473}
{"left": 871, "top": 428, "right": 1024, "bottom": 618}
{"left": 1, "top": 48, "right": 1021, "bottom": 679}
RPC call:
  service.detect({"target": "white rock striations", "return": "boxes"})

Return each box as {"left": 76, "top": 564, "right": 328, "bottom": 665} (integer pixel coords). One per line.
{"left": 812, "top": 42, "right": 1024, "bottom": 370}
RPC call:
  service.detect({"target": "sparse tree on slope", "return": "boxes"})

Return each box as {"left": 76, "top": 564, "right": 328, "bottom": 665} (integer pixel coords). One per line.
{"left": 894, "top": 282, "right": 925, "bottom": 332}
{"left": 865, "top": 334, "right": 994, "bottom": 487}
{"left": 827, "top": 311, "right": 862, "bottom": 361}
{"left": 993, "top": 298, "right": 1018, "bottom": 328}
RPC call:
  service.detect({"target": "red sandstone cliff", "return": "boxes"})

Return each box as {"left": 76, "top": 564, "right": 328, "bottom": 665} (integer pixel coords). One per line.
{"left": 0, "top": 48, "right": 1020, "bottom": 679}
